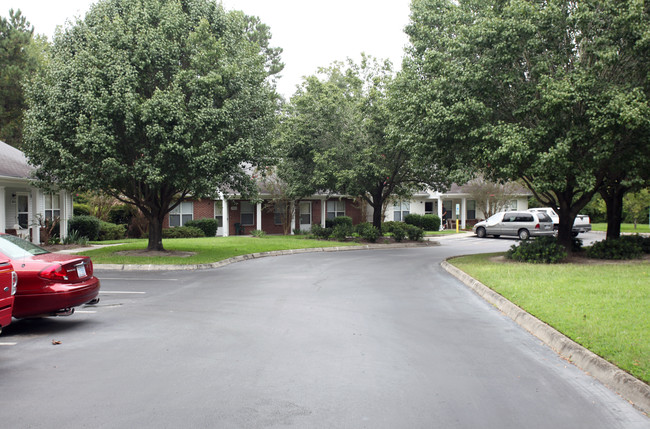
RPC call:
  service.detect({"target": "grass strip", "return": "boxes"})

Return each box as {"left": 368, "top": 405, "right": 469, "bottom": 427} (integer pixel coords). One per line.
{"left": 449, "top": 253, "right": 649, "bottom": 383}
{"left": 591, "top": 223, "right": 649, "bottom": 234}
{"left": 81, "top": 236, "right": 359, "bottom": 265}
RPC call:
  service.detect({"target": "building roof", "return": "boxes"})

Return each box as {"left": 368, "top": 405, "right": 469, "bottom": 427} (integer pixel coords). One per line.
{"left": 0, "top": 141, "right": 34, "bottom": 179}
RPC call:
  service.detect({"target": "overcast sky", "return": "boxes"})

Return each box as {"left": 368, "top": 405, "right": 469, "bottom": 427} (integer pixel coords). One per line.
{"left": 9, "top": 0, "right": 412, "bottom": 99}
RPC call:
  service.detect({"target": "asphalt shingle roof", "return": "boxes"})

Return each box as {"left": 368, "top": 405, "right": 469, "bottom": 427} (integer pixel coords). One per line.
{"left": 0, "top": 141, "right": 34, "bottom": 179}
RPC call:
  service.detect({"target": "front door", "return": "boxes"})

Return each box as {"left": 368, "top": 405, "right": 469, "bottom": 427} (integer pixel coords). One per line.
{"left": 16, "top": 194, "right": 29, "bottom": 229}
{"left": 214, "top": 202, "right": 224, "bottom": 236}
{"left": 299, "top": 201, "right": 312, "bottom": 232}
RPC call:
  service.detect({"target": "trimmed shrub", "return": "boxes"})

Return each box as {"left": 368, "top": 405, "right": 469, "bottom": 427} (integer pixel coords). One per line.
{"left": 98, "top": 221, "right": 126, "bottom": 241}
{"left": 619, "top": 234, "right": 650, "bottom": 254}
{"left": 391, "top": 222, "right": 407, "bottom": 242}
{"left": 332, "top": 224, "right": 352, "bottom": 241}
{"left": 311, "top": 224, "right": 332, "bottom": 239}
{"left": 68, "top": 215, "right": 101, "bottom": 241}
{"left": 162, "top": 226, "right": 205, "bottom": 238}
{"left": 586, "top": 238, "right": 643, "bottom": 260}
{"left": 185, "top": 218, "right": 219, "bottom": 237}
{"left": 422, "top": 214, "right": 441, "bottom": 231}
{"left": 251, "top": 229, "right": 266, "bottom": 237}
{"left": 404, "top": 213, "right": 422, "bottom": 228}
{"left": 506, "top": 236, "right": 567, "bottom": 264}
{"left": 108, "top": 204, "right": 137, "bottom": 226}
{"left": 355, "top": 222, "right": 381, "bottom": 243}
{"left": 381, "top": 221, "right": 399, "bottom": 235}
{"left": 73, "top": 204, "right": 91, "bottom": 216}
{"left": 326, "top": 216, "right": 353, "bottom": 229}
{"left": 406, "top": 225, "right": 424, "bottom": 241}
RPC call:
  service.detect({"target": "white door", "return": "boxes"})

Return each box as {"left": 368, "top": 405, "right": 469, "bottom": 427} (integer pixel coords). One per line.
{"left": 16, "top": 194, "right": 29, "bottom": 229}
{"left": 299, "top": 202, "right": 312, "bottom": 232}
{"left": 214, "top": 202, "right": 223, "bottom": 236}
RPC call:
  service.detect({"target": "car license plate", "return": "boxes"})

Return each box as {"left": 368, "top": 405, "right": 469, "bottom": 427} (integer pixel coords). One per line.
{"left": 77, "top": 265, "right": 87, "bottom": 278}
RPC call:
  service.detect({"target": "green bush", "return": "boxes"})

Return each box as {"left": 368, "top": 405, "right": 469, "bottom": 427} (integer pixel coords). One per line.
{"left": 68, "top": 215, "right": 101, "bottom": 241}
{"left": 506, "top": 236, "right": 568, "bottom": 264}
{"left": 98, "top": 221, "right": 126, "bottom": 241}
{"left": 406, "top": 225, "right": 424, "bottom": 241}
{"left": 355, "top": 222, "right": 381, "bottom": 242}
{"left": 619, "top": 234, "right": 650, "bottom": 253}
{"left": 404, "top": 214, "right": 422, "bottom": 228}
{"left": 391, "top": 222, "right": 407, "bottom": 242}
{"left": 73, "top": 204, "right": 91, "bottom": 216}
{"left": 422, "top": 214, "right": 441, "bottom": 231}
{"left": 311, "top": 224, "right": 332, "bottom": 239}
{"left": 108, "top": 204, "right": 137, "bottom": 225}
{"left": 332, "top": 224, "right": 352, "bottom": 241}
{"left": 326, "top": 216, "right": 353, "bottom": 229}
{"left": 251, "top": 229, "right": 266, "bottom": 237}
{"left": 381, "top": 221, "right": 399, "bottom": 234}
{"left": 185, "top": 218, "right": 219, "bottom": 237}
{"left": 162, "top": 226, "right": 205, "bottom": 238}
{"left": 586, "top": 238, "right": 643, "bottom": 260}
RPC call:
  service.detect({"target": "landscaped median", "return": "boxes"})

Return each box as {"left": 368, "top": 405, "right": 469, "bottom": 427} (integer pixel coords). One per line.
{"left": 77, "top": 236, "right": 435, "bottom": 269}
{"left": 445, "top": 253, "right": 650, "bottom": 413}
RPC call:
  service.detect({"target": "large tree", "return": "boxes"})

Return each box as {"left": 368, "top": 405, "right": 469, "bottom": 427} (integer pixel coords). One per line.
{"left": 24, "top": 0, "right": 282, "bottom": 251}
{"left": 396, "top": 0, "right": 650, "bottom": 249}
{"left": 0, "top": 9, "right": 44, "bottom": 148}
{"left": 276, "top": 56, "right": 443, "bottom": 228}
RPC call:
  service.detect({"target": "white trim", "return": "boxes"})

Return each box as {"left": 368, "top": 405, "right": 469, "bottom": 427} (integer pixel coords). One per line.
{"left": 0, "top": 187, "right": 5, "bottom": 233}
{"left": 256, "top": 202, "right": 262, "bottom": 231}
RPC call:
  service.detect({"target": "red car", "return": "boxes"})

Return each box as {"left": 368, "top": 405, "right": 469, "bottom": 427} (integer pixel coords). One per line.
{"left": 0, "top": 233, "right": 100, "bottom": 319}
{"left": 0, "top": 258, "right": 17, "bottom": 333}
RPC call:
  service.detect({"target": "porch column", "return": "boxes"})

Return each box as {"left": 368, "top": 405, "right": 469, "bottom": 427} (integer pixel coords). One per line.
{"left": 31, "top": 188, "right": 41, "bottom": 244}
{"left": 461, "top": 197, "right": 467, "bottom": 229}
{"left": 321, "top": 198, "right": 327, "bottom": 227}
{"left": 59, "top": 191, "right": 69, "bottom": 241}
{"left": 222, "top": 199, "right": 230, "bottom": 237}
{"left": 0, "top": 187, "right": 5, "bottom": 233}
{"left": 290, "top": 202, "right": 295, "bottom": 235}
{"left": 256, "top": 202, "right": 262, "bottom": 231}
{"left": 437, "top": 197, "right": 443, "bottom": 230}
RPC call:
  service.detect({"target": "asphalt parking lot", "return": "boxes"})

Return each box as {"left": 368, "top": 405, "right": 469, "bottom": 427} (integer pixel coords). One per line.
{"left": 1, "top": 235, "right": 648, "bottom": 428}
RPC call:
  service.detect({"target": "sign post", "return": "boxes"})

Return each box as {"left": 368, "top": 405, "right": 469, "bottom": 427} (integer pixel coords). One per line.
{"left": 455, "top": 204, "right": 460, "bottom": 233}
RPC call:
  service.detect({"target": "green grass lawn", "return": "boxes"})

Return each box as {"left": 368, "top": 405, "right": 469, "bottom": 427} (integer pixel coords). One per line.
{"left": 449, "top": 253, "right": 649, "bottom": 383}
{"left": 591, "top": 223, "right": 650, "bottom": 234}
{"left": 81, "top": 236, "right": 359, "bottom": 265}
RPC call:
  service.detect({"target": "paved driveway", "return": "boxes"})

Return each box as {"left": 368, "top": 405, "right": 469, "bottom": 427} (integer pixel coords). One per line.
{"left": 0, "top": 239, "right": 648, "bottom": 428}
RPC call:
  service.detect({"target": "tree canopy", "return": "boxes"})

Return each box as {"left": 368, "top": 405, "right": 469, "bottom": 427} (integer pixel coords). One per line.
{"left": 396, "top": 0, "right": 650, "bottom": 247}
{"left": 24, "top": 0, "right": 282, "bottom": 250}
{"left": 0, "top": 9, "right": 44, "bottom": 148}
{"left": 276, "top": 56, "right": 441, "bottom": 227}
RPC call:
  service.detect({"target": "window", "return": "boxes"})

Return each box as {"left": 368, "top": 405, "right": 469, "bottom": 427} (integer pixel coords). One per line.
{"left": 274, "top": 203, "right": 286, "bottom": 225}
{"left": 424, "top": 202, "right": 434, "bottom": 214}
{"left": 393, "top": 201, "right": 410, "bottom": 222}
{"left": 169, "top": 201, "right": 193, "bottom": 227}
{"left": 505, "top": 200, "right": 518, "bottom": 211}
{"left": 326, "top": 200, "right": 345, "bottom": 219}
{"left": 45, "top": 194, "right": 61, "bottom": 221}
{"left": 467, "top": 200, "right": 476, "bottom": 220}
{"left": 240, "top": 201, "right": 254, "bottom": 226}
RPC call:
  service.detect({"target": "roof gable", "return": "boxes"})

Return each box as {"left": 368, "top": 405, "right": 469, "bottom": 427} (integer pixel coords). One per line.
{"left": 0, "top": 141, "right": 34, "bottom": 179}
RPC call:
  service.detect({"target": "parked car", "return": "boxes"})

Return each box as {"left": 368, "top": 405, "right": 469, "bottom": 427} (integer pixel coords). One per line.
{"left": 473, "top": 211, "right": 555, "bottom": 240}
{"left": 0, "top": 258, "right": 17, "bottom": 334}
{"left": 0, "top": 233, "right": 100, "bottom": 319}
{"left": 527, "top": 207, "right": 591, "bottom": 236}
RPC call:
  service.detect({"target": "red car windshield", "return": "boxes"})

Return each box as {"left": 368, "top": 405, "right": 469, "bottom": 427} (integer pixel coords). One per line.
{"left": 0, "top": 235, "right": 50, "bottom": 259}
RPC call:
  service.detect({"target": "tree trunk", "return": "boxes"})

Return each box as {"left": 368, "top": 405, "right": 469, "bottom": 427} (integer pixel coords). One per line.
{"left": 601, "top": 187, "right": 625, "bottom": 240}
{"left": 147, "top": 216, "right": 165, "bottom": 251}
{"left": 372, "top": 201, "right": 383, "bottom": 229}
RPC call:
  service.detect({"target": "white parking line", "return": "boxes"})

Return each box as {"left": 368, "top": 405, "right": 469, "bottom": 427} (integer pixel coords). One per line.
{"left": 99, "top": 278, "right": 178, "bottom": 281}
{"left": 0, "top": 342, "right": 17, "bottom": 346}
{"left": 99, "top": 291, "right": 146, "bottom": 294}
{"left": 76, "top": 310, "right": 97, "bottom": 314}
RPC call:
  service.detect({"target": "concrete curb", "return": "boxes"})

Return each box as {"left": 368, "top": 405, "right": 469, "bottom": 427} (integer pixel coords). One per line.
{"left": 94, "top": 241, "right": 439, "bottom": 272}
{"left": 441, "top": 259, "right": 650, "bottom": 415}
